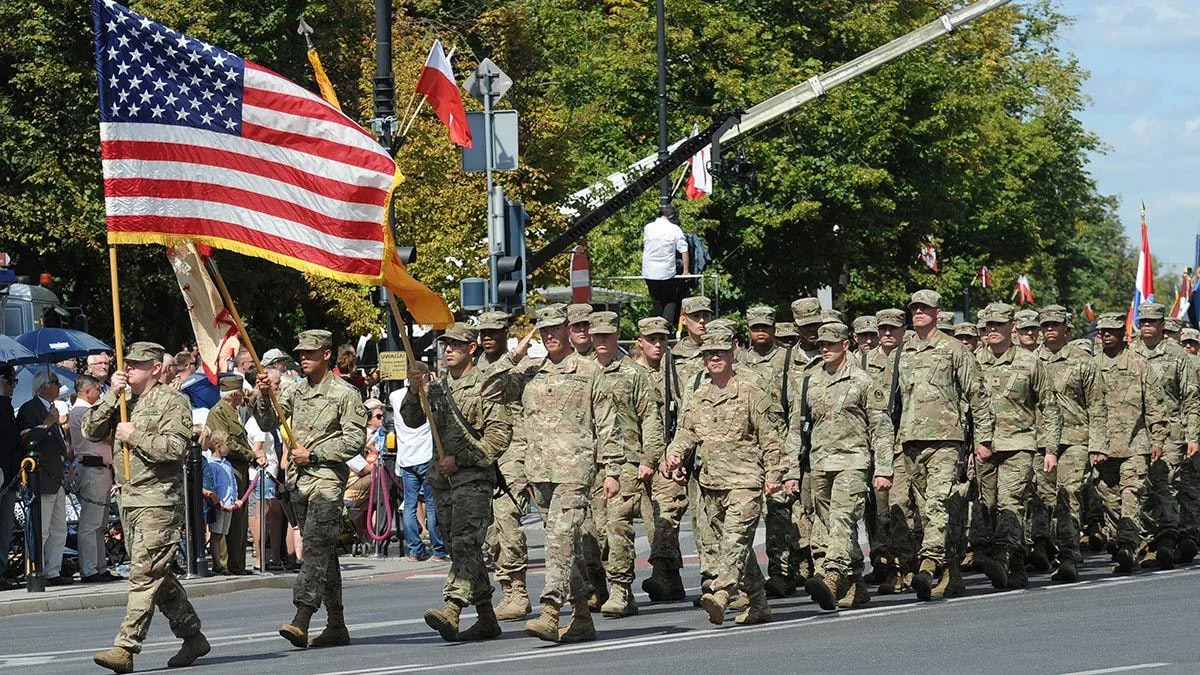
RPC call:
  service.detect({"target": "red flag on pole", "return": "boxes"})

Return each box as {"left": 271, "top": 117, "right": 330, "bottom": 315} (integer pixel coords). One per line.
{"left": 414, "top": 40, "right": 473, "bottom": 148}
{"left": 685, "top": 123, "right": 712, "bottom": 201}
{"left": 918, "top": 242, "right": 939, "bottom": 272}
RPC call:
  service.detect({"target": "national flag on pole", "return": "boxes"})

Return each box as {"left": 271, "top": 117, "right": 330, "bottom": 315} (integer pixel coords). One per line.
{"left": 685, "top": 123, "right": 712, "bottom": 200}
{"left": 919, "top": 242, "right": 939, "bottom": 272}
{"left": 1190, "top": 237, "right": 1200, "bottom": 328}
{"left": 414, "top": 40, "right": 472, "bottom": 148}
{"left": 1013, "top": 274, "right": 1034, "bottom": 305}
{"left": 93, "top": 0, "right": 452, "bottom": 327}
{"left": 976, "top": 266, "right": 991, "bottom": 288}
{"left": 1172, "top": 268, "right": 1192, "bottom": 320}
{"left": 1127, "top": 201, "right": 1155, "bottom": 335}
{"left": 167, "top": 243, "right": 238, "bottom": 383}
{"left": 1082, "top": 303, "right": 1095, "bottom": 323}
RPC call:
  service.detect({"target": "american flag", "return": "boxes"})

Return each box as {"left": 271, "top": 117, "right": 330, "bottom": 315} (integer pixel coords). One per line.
{"left": 94, "top": 0, "right": 396, "bottom": 284}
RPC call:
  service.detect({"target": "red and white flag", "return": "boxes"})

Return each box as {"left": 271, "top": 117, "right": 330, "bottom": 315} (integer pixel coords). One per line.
{"left": 685, "top": 123, "right": 712, "bottom": 200}
{"left": 1082, "top": 303, "right": 1095, "bottom": 323}
{"left": 919, "top": 242, "right": 939, "bottom": 272}
{"left": 167, "top": 243, "right": 239, "bottom": 383}
{"left": 977, "top": 266, "right": 991, "bottom": 288}
{"left": 1013, "top": 274, "right": 1034, "bottom": 305}
{"left": 415, "top": 40, "right": 472, "bottom": 148}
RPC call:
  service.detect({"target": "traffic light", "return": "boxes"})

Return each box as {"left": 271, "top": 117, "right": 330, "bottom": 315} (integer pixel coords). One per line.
{"left": 496, "top": 198, "right": 528, "bottom": 313}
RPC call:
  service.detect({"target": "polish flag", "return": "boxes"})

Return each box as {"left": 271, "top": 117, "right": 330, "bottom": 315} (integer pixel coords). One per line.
{"left": 1013, "top": 275, "right": 1034, "bottom": 305}
{"left": 685, "top": 124, "right": 712, "bottom": 200}
{"left": 977, "top": 266, "right": 991, "bottom": 288}
{"left": 415, "top": 41, "right": 472, "bottom": 148}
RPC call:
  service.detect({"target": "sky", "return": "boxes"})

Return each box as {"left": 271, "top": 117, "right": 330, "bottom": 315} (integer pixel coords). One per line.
{"left": 1053, "top": 0, "right": 1200, "bottom": 274}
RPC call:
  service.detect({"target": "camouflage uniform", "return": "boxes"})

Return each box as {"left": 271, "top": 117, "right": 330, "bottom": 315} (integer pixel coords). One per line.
{"left": 81, "top": 343, "right": 202, "bottom": 657}
{"left": 204, "top": 380, "right": 254, "bottom": 573}
{"left": 251, "top": 330, "right": 365, "bottom": 633}
{"left": 862, "top": 308, "right": 906, "bottom": 573}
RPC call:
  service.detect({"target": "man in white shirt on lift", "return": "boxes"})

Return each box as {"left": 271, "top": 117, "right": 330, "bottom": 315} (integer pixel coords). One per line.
{"left": 642, "top": 204, "right": 690, "bottom": 331}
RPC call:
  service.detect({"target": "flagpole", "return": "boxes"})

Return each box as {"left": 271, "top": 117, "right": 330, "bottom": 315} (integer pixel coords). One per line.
{"left": 384, "top": 292, "right": 447, "bottom": 464}
{"left": 108, "top": 247, "right": 132, "bottom": 483}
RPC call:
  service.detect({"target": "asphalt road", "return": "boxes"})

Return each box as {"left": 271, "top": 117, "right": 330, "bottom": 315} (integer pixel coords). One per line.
{"left": 2, "top": 523, "right": 1198, "bottom": 675}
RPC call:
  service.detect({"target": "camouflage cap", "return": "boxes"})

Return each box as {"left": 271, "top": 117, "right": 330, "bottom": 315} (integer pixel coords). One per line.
{"left": 937, "top": 313, "right": 954, "bottom": 330}
{"left": 682, "top": 296, "right": 713, "bottom": 315}
{"left": 953, "top": 322, "right": 979, "bottom": 338}
{"left": 437, "top": 322, "right": 477, "bottom": 343}
{"left": 816, "top": 322, "right": 850, "bottom": 343}
{"left": 294, "top": 329, "right": 333, "bottom": 351}
{"left": 791, "top": 297, "right": 822, "bottom": 326}
{"left": 567, "top": 303, "right": 594, "bottom": 325}
{"left": 588, "top": 311, "right": 619, "bottom": 334}
{"left": 1096, "top": 312, "right": 1126, "bottom": 330}
{"left": 535, "top": 304, "right": 569, "bottom": 329}
{"left": 852, "top": 316, "right": 878, "bottom": 335}
{"left": 746, "top": 305, "right": 776, "bottom": 327}
{"left": 822, "top": 309, "right": 846, "bottom": 325}
{"left": 1165, "top": 317, "right": 1184, "bottom": 333}
{"left": 707, "top": 318, "right": 736, "bottom": 332}
{"left": 1138, "top": 302, "right": 1167, "bottom": 322}
{"left": 1182, "top": 328, "right": 1200, "bottom": 344}
{"left": 1014, "top": 309, "right": 1040, "bottom": 330}
{"left": 979, "top": 302, "right": 1015, "bottom": 324}
{"left": 775, "top": 322, "right": 798, "bottom": 338}
{"left": 219, "top": 374, "right": 243, "bottom": 392}
{"left": 125, "top": 341, "right": 165, "bottom": 364}
{"left": 700, "top": 322, "right": 736, "bottom": 352}
{"left": 908, "top": 289, "right": 941, "bottom": 308}
{"left": 475, "top": 310, "right": 511, "bottom": 331}
{"left": 875, "top": 308, "right": 905, "bottom": 328}
{"left": 1038, "top": 304, "right": 1071, "bottom": 325}
{"left": 1069, "top": 337, "right": 1095, "bottom": 355}
{"left": 638, "top": 316, "right": 670, "bottom": 337}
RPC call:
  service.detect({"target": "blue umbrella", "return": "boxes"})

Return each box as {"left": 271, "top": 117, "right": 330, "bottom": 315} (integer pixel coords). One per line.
{"left": 15, "top": 328, "right": 111, "bottom": 365}
{"left": 179, "top": 371, "right": 241, "bottom": 410}
{"left": 0, "top": 334, "right": 35, "bottom": 366}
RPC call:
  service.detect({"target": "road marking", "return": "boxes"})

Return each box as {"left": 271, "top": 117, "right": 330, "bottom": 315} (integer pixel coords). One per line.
{"left": 1059, "top": 664, "right": 1170, "bottom": 675}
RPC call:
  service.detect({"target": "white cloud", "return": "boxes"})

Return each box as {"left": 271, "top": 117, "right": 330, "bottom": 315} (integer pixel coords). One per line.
{"left": 1073, "top": 0, "right": 1200, "bottom": 50}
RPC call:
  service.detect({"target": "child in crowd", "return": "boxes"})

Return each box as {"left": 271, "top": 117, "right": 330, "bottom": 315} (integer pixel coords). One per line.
{"left": 203, "top": 429, "right": 242, "bottom": 575}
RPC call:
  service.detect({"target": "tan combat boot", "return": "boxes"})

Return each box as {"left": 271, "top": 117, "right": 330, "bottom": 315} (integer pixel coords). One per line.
{"left": 978, "top": 549, "right": 1011, "bottom": 590}
{"left": 308, "top": 607, "right": 351, "bottom": 647}
{"left": 524, "top": 602, "right": 562, "bottom": 643}
{"left": 280, "top": 605, "right": 315, "bottom": 649}
{"left": 424, "top": 601, "right": 463, "bottom": 642}
{"left": 805, "top": 570, "right": 844, "bottom": 611}
{"left": 495, "top": 572, "right": 532, "bottom": 621}
{"left": 727, "top": 593, "right": 751, "bottom": 611}
{"left": 1113, "top": 547, "right": 1136, "bottom": 574}
{"left": 935, "top": 559, "right": 966, "bottom": 599}
{"left": 911, "top": 558, "right": 939, "bottom": 602}
{"left": 458, "top": 602, "right": 502, "bottom": 641}
{"left": 559, "top": 602, "right": 597, "bottom": 643}
{"left": 93, "top": 646, "right": 134, "bottom": 674}
{"left": 167, "top": 632, "right": 211, "bottom": 667}
{"left": 699, "top": 589, "right": 730, "bottom": 625}
{"left": 838, "top": 577, "right": 870, "bottom": 609}
{"left": 733, "top": 591, "right": 772, "bottom": 625}
{"left": 587, "top": 570, "right": 609, "bottom": 610}
{"left": 600, "top": 582, "right": 639, "bottom": 618}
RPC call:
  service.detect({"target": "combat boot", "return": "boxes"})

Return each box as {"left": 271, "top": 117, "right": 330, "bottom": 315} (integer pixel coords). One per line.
{"left": 1177, "top": 537, "right": 1198, "bottom": 564}
{"left": 641, "top": 565, "right": 685, "bottom": 602}
{"left": 458, "top": 602, "right": 502, "bottom": 642}
{"left": 558, "top": 602, "right": 597, "bottom": 643}
{"left": 699, "top": 589, "right": 729, "bottom": 625}
{"left": 912, "top": 558, "right": 939, "bottom": 601}
{"left": 600, "top": 582, "right": 639, "bottom": 618}
{"left": 939, "top": 559, "right": 966, "bottom": 598}
{"left": 804, "top": 570, "right": 843, "bottom": 611}
{"left": 961, "top": 550, "right": 977, "bottom": 572}
{"left": 978, "top": 549, "right": 1010, "bottom": 590}
{"left": 764, "top": 575, "right": 794, "bottom": 599}
{"left": 878, "top": 563, "right": 910, "bottom": 595}
{"left": 1157, "top": 543, "right": 1177, "bottom": 570}
{"left": 1027, "top": 541, "right": 1052, "bottom": 573}
{"left": 495, "top": 572, "right": 532, "bottom": 620}
{"left": 1006, "top": 549, "right": 1029, "bottom": 589}
{"left": 93, "top": 646, "right": 134, "bottom": 674}
{"left": 1050, "top": 559, "right": 1079, "bottom": 583}
{"left": 423, "top": 601, "right": 463, "bottom": 642}
{"left": 727, "top": 593, "right": 750, "bottom": 611}
{"left": 838, "top": 577, "right": 870, "bottom": 609}
{"left": 524, "top": 602, "right": 561, "bottom": 643}
{"left": 280, "top": 605, "right": 315, "bottom": 649}
{"left": 1113, "top": 547, "right": 1136, "bottom": 574}
{"left": 1086, "top": 521, "right": 1107, "bottom": 552}
{"left": 167, "top": 632, "right": 211, "bottom": 667}
{"left": 586, "top": 570, "right": 609, "bottom": 610}
{"left": 308, "top": 607, "right": 351, "bottom": 647}
{"left": 733, "top": 591, "right": 772, "bottom": 625}
{"left": 865, "top": 555, "right": 888, "bottom": 584}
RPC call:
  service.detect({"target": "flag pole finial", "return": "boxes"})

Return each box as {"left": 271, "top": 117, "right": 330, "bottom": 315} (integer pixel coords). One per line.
{"left": 297, "top": 17, "right": 314, "bottom": 50}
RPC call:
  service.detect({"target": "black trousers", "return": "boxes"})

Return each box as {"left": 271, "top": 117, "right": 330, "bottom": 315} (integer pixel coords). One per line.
{"left": 646, "top": 277, "right": 682, "bottom": 329}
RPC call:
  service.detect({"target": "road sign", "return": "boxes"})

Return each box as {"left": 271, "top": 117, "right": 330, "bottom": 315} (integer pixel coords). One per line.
{"left": 464, "top": 58, "right": 512, "bottom": 103}
{"left": 571, "top": 245, "right": 591, "bottom": 304}
{"left": 377, "top": 351, "right": 408, "bottom": 381}
{"left": 462, "top": 110, "right": 519, "bottom": 172}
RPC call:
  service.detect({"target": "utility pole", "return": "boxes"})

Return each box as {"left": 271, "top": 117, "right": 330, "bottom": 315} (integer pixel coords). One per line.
{"left": 370, "top": 0, "right": 399, "bottom": 353}
{"left": 655, "top": 0, "right": 669, "bottom": 206}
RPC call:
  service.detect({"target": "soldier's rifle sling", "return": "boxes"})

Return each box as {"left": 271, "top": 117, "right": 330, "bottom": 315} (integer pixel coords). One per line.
{"left": 887, "top": 347, "right": 902, "bottom": 432}
{"left": 782, "top": 345, "right": 794, "bottom": 424}
{"left": 799, "top": 375, "right": 812, "bottom": 470}
{"left": 439, "top": 374, "right": 521, "bottom": 510}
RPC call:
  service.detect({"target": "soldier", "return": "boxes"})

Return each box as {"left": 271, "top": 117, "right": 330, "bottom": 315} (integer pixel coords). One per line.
{"left": 664, "top": 323, "right": 789, "bottom": 626}
{"left": 634, "top": 317, "right": 689, "bottom": 602}
{"left": 973, "top": 303, "right": 1061, "bottom": 589}
{"left": 1129, "top": 302, "right": 1200, "bottom": 566}
{"left": 1015, "top": 310, "right": 1041, "bottom": 351}
{"left": 954, "top": 323, "right": 979, "bottom": 352}
{"left": 775, "top": 322, "right": 799, "bottom": 348}
{"left": 1165, "top": 317, "right": 1184, "bottom": 343}
{"left": 203, "top": 374, "right": 256, "bottom": 575}
{"left": 568, "top": 303, "right": 595, "bottom": 358}
{"left": 937, "top": 312, "right": 955, "bottom": 337}
{"left": 888, "top": 289, "right": 994, "bottom": 601}
{"left": 409, "top": 323, "right": 512, "bottom": 642}
{"left": 252, "top": 329, "right": 366, "bottom": 648}
{"left": 86, "top": 342, "right": 209, "bottom": 673}
{"left": 1034, "top": 305, "right": 1108, "bottom": 582}
{"left": 1094, "top": 312, "right": 1169, "bottom": 572}
{"left": 794, "top": 323, "right": 893, "bottom": 610}
{"left": 586, "top": 312, "right": 665, "bottom": 617}
{"left": 1182, "top": 328, "right": 1200, "bottom": 360}
{"left": 863, "top": 308, "right": 905, "bottom": 587}
{"left": 475, "top": 310, "right": 532, "bottom": 620}
{"left": 673, "top": 296, "right": 713, "bottom": 396}
{"left": 516, "top": 305, "right": 618, "bottom": 643}
{"left": 737, "top": 306, "right": 791, "bottom": 417}
{"left": 853, "top": 316, "right": 878, "bottom": 355}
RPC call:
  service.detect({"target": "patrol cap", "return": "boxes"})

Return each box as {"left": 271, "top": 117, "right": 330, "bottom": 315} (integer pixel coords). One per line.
{"left": 294, "top": 329, "right": 333, "bottom": 351}
{"left": 775, "top": 322, "right": 798, "bottom": 338}
{"left": 588, "top": 311, "right": 619, "bottom": 335}
{"left": 638, "top": 317, "right": 670, "bottom": 337}
{"left": 1096, "top": 312, "right": 1126, "bottom": 330}
{"left": 125, "top": 341, "right": 165, "bottom": 364}
{"left": 978, "top": 302, "right": 1015, "bottom": 324}
{"left": 1038, "top": 305, "right": 1071, "bottom": 325}
{"left": 1138, "top": 302, "right": 1167, "bottom": 322}
{"left": 567, "top": 303, "right": 594, "bottom": 325}
{"left": 438, "top": 322, "right": 477, "bottom": 343}
{"left": 1165, "top": 317, "right": 1184, "bottom": 333}
{"left": 1014, "top": 309, "right": 1040, "bottom": 330}
{"left": 908, "top": 289, "right": 941, "bottom": 308}
{"left": 707, "top": 318, "right": 736, "bottom": 332}
{"left": 746, "top": 305, "right": 776, "bottom": 327}
{"left": 534, "top": 304, "right": 568, "bottom": 329}
{"left": 219, "top": 374, "right": 243, "bottom": 392}
{"left": 261, "top": 348, "right": 288, "bottom": 365}
{"left": 822, "top": 309, "right": 846, "bottom": 325}
{"left": 1069, "top": 337, "right": 1095, "bottom": 355}
{"left": 937, "top": 313, "right": 954, "bottom": 330}
{"left": 853, "top": 316, "right": 877, "bottom": 335}
{"left": 682, "top": 296, "right": 713, "bottom": 315}
{"left": 875, "top": 309, "right": 905, "bottom": 328}
{"left": 953, "top": 322, "right": 979, "bottom": 338}
{"left": 700, "top": 323, "right": 735, "bottom": 352}
{"left": 791, "top": 297, "right": 822, "bottom": 326}
{"left": 1181, "top": 328, "right": 1200, "bottom": 344}
{"left": 475, "top": 311, "right": 511, "bottom": 331}
{"left": 816, "top": 322, "right": 850, "bottom": 344}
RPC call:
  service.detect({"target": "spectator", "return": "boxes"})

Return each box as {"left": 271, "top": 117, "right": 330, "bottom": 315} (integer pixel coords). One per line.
{"left": 388, "top": 383, "right": 446, "bottom": 562}
{"left": 86, "top": 353, "right": 113, "bottom": 382}
{"left": 173, "top": 351, "right": 196, "bottom": 384}
{"left": 344, "top": 398, "right": 386, "bottom": 549}
{"left": 0, "top": 366, "right": 19, "bottom": 590}
{"left": 205, "top": 374, "right": 254, "bottom": 575}
{"left": 233, "top": 347, "right": 253, "bottom": 375}
{"left": 261, "top": 348, "right": 288, "bottom": 373}
{"left": 336, "top": 344, "right": 371, "bottom": 399}
{"left": 203, "top": 429, "right": 241, "bottom": 575}
{"left": 16, "top": 370, "right": 72, "bottom": 585}
{"left": 246, "top": 369, "right": 283, "bottom": 571}
{"left": 641, "top": 203, "right": 690, "bottom": 329}
{"left": 158, "top": 353, "right": 178, "bottom": 385}
{"left": 70, "top": 374, "right": 120, "bottom": 583}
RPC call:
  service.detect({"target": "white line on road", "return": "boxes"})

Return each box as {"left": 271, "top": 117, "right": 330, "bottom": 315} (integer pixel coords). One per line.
{"left": 1059, "top": 664, "right": 1171, "bottom": 675}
